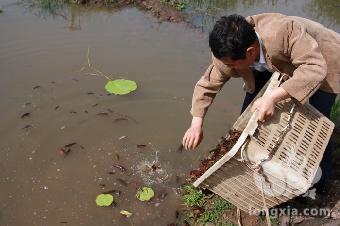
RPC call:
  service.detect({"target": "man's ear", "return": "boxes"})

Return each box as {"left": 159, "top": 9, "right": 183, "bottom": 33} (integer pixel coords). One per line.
{"left": 246, "top": 46, "right": 256, "bottom": 58}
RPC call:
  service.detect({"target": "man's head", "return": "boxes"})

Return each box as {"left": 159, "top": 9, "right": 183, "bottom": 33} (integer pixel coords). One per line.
{"left": 209, "top": 14, "right": 258, "bottom": 70}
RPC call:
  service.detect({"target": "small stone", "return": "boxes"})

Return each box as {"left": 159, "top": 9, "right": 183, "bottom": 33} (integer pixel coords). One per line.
{"left": 43, "top": 186, "right": 48, "bottom": 190}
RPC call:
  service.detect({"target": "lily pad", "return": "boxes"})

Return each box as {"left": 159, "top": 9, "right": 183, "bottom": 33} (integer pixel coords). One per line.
{"left": 95, "top": 194, "right": 114, "bottom": 206}
{"left": 120, "top": 210, "right": 132, "bottom": 218}
{"left": 136, "top": 187, "right": 154, "bottom": 201}
{"left": 105, "top": 79, "right": 137, "bottom": 95}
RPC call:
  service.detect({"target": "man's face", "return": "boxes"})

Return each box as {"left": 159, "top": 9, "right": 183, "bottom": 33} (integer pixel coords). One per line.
{"left": 220, "top": 46, "right": 257, "bottom": 71}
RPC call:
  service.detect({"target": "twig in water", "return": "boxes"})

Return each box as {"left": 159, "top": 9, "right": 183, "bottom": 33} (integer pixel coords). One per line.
{"left": 82, "top": 47, "right": 115, "bottom": 81}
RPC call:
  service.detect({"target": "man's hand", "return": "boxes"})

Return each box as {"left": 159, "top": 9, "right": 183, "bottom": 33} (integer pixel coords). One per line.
{"left": 182, "top": 117, "right": 204, "bottom": 150}
{"left": 251, "top": 87, "right": 290, "bottom": 122}
{"left": 251, "top": 95, "right": 275, "bottom": 122}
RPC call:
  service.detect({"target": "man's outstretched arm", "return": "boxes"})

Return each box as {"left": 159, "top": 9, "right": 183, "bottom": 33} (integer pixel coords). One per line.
{"left": 183, "top": 62, "right": 231, "bottom": 150}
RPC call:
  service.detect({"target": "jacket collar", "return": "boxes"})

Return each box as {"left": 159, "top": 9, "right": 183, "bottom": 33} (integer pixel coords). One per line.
{"left": 246, "top": 16, "right": 279, "bottom": 72}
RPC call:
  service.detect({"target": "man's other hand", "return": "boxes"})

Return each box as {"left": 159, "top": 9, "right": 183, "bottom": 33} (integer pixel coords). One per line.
{"left": 251, "top": 87, "right": 290, "bottom": 122}
{"left": 251, "top": 95, "right": 275, "bottom": 122}
{"left": 182, "top": 117, "right": 204, "bottom": 150}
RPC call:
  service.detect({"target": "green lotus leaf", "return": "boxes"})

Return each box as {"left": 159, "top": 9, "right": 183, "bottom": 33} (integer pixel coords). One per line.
{"left": 136, "top": 187, "right": 154, "bottom": 201}
{"left": 95, "top": 194, "right": 114, "bottom": 206}
{"left": 105, "top": 79, "right": 137, "bottom": 95}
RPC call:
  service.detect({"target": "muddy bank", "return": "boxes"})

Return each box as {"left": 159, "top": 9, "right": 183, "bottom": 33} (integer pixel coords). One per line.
{"left": 74, "top": 0, "right": 185, "bottom": 22}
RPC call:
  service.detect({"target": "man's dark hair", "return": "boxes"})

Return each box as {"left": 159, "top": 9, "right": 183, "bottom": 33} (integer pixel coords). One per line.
{"left": 209, "top": 14, "right": 257, "bottom": 60}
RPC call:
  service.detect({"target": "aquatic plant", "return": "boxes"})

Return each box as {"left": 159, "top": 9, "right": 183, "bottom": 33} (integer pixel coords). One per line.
{"left": 95, "top": 194, "right": 114, "bottom": 206}
{"left": 105, "top": 79, "right": 137, "bottom": 95}
{"left": 82, "top": 48, "right": 138, "bottom": 95}
{"left": 136, "top": 187, "right": 155, "bottom": 201}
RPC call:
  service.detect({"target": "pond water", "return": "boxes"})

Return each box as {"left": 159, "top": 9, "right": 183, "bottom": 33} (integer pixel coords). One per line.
{"left": 0, "top": 0, "right": 338, "bottom": 225}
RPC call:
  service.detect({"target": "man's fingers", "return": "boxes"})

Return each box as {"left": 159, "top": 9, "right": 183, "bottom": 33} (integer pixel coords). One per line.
{"left": 182, "top": 132, "right": 187, "bottom": 146}
{"left": 192, "top": 136, "right": 199, "bottom": 150}
{"left": 188, "top": 136, "right": 195, "bottom": 150}
{"left": 185, "top": 135, "right": 191, "bottom": 150}
{"left": 258, "top": 110, "right": 265, "bottom": 122}
{"left": 186, "top": 136, "right": 191, "bottom": 150}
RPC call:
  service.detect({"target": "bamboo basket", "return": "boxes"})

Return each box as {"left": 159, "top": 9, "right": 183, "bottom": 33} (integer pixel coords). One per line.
{"left": 193, "top": 72, "right": 335, "bottom": 214}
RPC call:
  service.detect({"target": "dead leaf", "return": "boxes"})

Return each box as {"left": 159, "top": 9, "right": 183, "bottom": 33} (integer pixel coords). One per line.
{"left": 112, "top": 164, "right": 127, "bottom": 172}
{"left": 22, "top": 124, "right": 32, "bottom": 130}
{"left": 21, "top": 112, "right": 31, "bottom": 119}
{"left": 120, "top": 210, "right": 132, "bottom": 218}
{"left": 118, "top": 136, "right": 127, "bottom": 140}
{"left": 97, "top": 112, "right": 109, "bottom": 116}
{"left": 113, "top": 118, "right": 128, "bottom": 123}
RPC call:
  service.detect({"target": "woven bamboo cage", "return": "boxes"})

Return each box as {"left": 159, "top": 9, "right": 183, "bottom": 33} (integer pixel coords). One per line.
{"left": 193, "top": 72, "right": 335, "bottom": 214}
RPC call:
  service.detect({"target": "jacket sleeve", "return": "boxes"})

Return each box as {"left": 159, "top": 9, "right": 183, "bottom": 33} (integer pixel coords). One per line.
{"left": 190, "top": 63, "right": 231, "bottom": 118}
{"left": 280, "top": 20, "right": 327, "bottom": 104}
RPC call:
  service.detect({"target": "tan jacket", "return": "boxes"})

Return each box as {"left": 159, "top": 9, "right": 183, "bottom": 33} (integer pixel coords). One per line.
{"left": 191, "top": 13, "right": 340, "bottom": 118}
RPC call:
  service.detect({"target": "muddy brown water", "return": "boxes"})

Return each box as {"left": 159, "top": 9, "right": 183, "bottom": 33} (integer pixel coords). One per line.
{"left": 0, "top": 0, "right": 339, "bottom": 225}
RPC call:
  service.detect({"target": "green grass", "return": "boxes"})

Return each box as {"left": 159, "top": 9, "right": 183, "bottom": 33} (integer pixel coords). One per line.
{"left": 198, "top": 196, "right": 235, "bottom": 226}
{"left": 331, "top": 99, "right": 340, "bottom": 154}
{"left": 182, "top": 185, "right": 205, "bottom": 207}
{"left": 331, "top": 99, "right": 340, "bottom": 122}
{"left": 182, "top": 186, "right": 236, "bottom": 225}
{"left": 160, "top": 0, "right": 186, "bottom": 11}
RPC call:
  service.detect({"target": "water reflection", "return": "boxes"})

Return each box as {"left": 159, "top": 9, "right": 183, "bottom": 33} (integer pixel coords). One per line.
{"left": 20, "top": 0, "right": 340, "bottom": 32}
{"left": 305, "top": 0, "right": 340, "bottom": 28}
{"left": 67, "top": 7, "right": 82, "bottom": 31}
{"left": 22, "top": 0, "right": 69, "bottom": 20}
{"left": 185, "top": 0, "right": 340, "bottom": 32}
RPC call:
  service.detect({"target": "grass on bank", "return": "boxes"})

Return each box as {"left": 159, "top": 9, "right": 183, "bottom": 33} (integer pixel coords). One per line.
{"left": 331, "top": 99, "right": 340, "bottom": 154}
{"left": 160, "top": 0, "right": 186, "bottom": 11}
{"left": 182, "top": 185, "right": 236, "bottom": 225}
{"left": 331, "top": 99, "right": 340, "bottom": 122}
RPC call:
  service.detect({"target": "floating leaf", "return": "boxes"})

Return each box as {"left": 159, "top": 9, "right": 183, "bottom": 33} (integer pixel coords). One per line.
{"left": 95, "top": 194, "right": 114, "bottom": 206}
{"left": 105, "top": 79, "right": 137, "bottom": 95}
{"left": 120, "top": 210, "right": 132, "bottom": 218}
{"left": 136, "top": 187, "right": 154, "bottom": 201}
